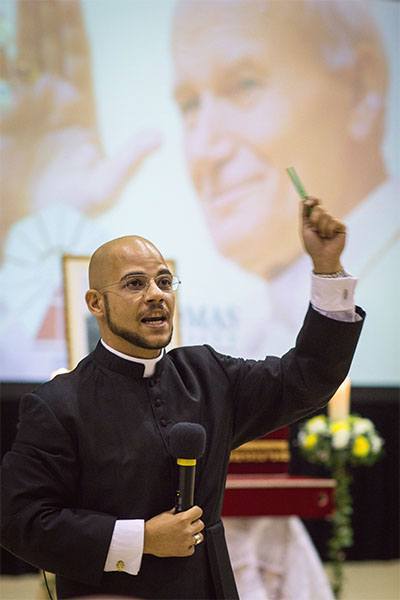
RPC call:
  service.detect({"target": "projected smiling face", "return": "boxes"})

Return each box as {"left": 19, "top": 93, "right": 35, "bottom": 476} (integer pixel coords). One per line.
{"left": 172, "top": 0, "right": 363, "bottom": 278}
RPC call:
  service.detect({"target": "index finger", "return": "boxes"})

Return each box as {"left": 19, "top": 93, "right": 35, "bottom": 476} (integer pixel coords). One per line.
{"left": 16, "top": 0, "right": 41, "bottom": 79}
{"left": 59, "top": 0, "right": 92, "bottom": 87}
{"left": 302, "top": 197, "right": 320, "bottom": 224}
{"left": 38, "top": 0, "right": 63, "bottom": 75}
{"left": 184, "top": 505, "right": 203, "bottom": 522}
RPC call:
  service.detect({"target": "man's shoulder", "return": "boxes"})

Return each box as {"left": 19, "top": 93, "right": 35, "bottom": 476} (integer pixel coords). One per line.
{"left": 26, "top": 353, "right": 94, "bottom": 408}
{"left": 165, "top": 343, "right": 241, "bottom": 377}
{"left": 167, "top": 343, "right": 219, "bottom": 360}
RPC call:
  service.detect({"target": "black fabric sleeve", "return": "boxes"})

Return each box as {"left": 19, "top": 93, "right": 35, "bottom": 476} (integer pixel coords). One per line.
{"left": 212, "top": 305, "right": 365, "bottom": 448}
{"left": 1, "top": 393, "right": 116, "bottom": 586}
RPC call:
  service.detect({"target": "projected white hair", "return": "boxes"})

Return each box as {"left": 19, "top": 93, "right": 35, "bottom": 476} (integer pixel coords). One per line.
{"left": 174, "top": 0, "right": 387, "bottom": 84}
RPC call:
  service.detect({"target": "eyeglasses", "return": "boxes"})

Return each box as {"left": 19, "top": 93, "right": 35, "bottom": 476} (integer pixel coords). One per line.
{"left": 97, "top": 273, "right": 181, "bottom": 295}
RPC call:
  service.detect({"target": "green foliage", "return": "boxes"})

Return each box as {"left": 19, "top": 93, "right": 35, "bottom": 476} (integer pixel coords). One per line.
{"left": 298, "top": 414, "right": 384, "bottom": 598}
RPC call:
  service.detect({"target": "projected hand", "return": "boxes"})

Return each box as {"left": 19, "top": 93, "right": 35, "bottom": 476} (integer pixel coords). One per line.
{"left": 144, "top": 506, "right": 205, "bottom": 557}
{"left": 301, "top": 198, "right": 346, "bottom": 273}
{"left": 0, "top": 0, "right": 160, "bottom": 249}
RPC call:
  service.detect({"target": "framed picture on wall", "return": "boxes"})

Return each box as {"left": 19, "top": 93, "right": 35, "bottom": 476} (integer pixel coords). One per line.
{"left": 62, "top": 255, "right": 181, "bottom": 370}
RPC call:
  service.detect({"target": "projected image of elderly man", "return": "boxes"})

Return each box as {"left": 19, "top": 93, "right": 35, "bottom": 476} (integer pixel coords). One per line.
{"left": 172, "top": 0, "right": 398, "bottom": 378}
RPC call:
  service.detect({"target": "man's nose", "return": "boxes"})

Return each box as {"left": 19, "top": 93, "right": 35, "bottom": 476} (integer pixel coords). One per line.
{"left": 143, "top": 278, "right": 165, "bottom": 302}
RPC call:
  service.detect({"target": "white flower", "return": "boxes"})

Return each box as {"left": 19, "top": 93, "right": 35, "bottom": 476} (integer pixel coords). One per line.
{"left": 371, "top": 435, "right": 383, "bottom": 453}
{"left": 298, "top": 430, "right": 306, "bottom": 446}
{"left": 353, "top": 418, "right": 373, "bottom": 435}
{"left": 307, "top": 416, "right": 328, "bottom": 434}
{"left": 332, "top": 428, "right": 350, "bottom": 449}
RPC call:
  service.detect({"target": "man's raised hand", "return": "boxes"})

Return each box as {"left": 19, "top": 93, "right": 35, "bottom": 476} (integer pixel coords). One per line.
{"left": 301, "top": 198, "right": 347, "bottom": 274}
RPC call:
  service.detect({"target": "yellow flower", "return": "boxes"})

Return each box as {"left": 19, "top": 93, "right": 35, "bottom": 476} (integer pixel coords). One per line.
{"left": 353, "top": 435, "right": 370, "bottom": 457}
{"left": 304, "top": 433, "right": 318, "bottom": 449}
{"left": 330, "top": 420, "right": 350, "bottom": 434}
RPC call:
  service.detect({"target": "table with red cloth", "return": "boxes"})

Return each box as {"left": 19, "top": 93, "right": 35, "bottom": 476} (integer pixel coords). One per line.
{"left": 221, "top": 427, "right": 335, "bottom": 599}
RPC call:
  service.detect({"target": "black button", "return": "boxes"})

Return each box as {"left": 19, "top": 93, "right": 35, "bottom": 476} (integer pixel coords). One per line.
{"left": 149, "top": 379, "right": 156, "bottom": 387}
{"left": 154, "top": 399, "right": 162, "bottom": 408}
{"left": 160, "top": 418, "right": 167, "bottom": 427}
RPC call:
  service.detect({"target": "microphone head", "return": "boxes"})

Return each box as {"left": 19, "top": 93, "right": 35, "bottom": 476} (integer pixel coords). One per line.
{"left": 169, "top": 422, "right": 207, "bottom": 459}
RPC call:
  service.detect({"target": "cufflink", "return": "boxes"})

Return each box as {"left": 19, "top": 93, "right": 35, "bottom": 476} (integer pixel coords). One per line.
{"left": 116, "top": 560, "right": 125, "bottom": 572}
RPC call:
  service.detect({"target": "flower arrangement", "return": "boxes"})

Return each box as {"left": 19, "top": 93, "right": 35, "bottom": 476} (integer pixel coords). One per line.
{"left": 298, "top": 414, "right": 383, "bottom": 467}
{"left": 298, "top": 413, "right": 384, "bottom": 598}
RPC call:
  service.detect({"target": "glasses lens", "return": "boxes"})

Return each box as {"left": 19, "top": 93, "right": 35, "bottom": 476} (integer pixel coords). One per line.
{"left": 171, "top": 276, "right": 180, "bottom": 291}
{"left": 155, "top": 275, "right": 172, "bottom": 291}
{"left": 106, "top": 274, "right": 181, "bottom": 294}
{"left": 123, "top": 275, "right": 148, "bottom": 292}
{"left": 155, "top": 275, "right": 181, "bottom": 292}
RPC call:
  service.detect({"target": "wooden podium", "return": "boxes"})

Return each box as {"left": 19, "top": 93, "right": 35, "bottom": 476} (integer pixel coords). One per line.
{"left": 222, "top": 428, "right": 335, "bottom": 518}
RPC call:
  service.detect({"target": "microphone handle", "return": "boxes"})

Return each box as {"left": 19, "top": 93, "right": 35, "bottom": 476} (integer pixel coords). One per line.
{"left": 175, "top": 463, "right": 196, "bottom": 513}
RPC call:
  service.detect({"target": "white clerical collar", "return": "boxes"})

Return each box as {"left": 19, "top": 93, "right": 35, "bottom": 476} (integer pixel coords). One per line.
{"left": 100, "top": 339, "right": 164, "bottom": 377}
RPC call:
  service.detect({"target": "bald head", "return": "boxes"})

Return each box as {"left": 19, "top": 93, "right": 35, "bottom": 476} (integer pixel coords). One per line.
{"left": 86, "top": 235, "right": 176, "bottom": 358}
{"left": 88, "top": 236, "right": 164, "bottom": 290}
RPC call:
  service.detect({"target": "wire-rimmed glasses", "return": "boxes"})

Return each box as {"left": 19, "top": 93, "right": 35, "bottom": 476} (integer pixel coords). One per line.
{"left": 97, "top": 273, "right": 181, "bottom": 295}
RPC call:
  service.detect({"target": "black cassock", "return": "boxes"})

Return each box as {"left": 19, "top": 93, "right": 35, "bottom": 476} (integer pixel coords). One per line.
{"left": 1, "top": 306, "right": 364, "bottom": 599}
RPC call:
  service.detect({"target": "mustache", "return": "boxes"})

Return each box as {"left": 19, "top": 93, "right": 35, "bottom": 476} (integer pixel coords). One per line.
{"left": 140, "top": 303, "right": 170, "bottom": 320}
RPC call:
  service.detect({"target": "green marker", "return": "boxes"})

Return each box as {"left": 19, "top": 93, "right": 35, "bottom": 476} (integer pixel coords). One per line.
{"left": 286, "top": 166, "right": 312, "bottom": 216}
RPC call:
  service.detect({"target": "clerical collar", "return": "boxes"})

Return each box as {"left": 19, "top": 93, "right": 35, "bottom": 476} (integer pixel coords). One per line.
{"left": 100, "top": 339, "right": 164, "bottom": 377}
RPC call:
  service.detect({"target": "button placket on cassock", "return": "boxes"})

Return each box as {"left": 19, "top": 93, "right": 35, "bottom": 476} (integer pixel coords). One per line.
{"left": 147, "top": 377, "right": 171, "bottom": 440}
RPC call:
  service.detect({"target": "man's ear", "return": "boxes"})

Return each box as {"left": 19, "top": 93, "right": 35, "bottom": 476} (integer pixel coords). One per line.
{"left": 85, "top": 289, "right": 104, "bottom": 317}
{"left": 348, "top": 43, "right": 387, "bottom": 141}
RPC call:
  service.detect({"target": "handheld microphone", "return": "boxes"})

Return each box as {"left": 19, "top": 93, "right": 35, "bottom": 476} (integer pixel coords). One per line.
{"left": 169, "top": 422, "right": 206, "bottom": 513}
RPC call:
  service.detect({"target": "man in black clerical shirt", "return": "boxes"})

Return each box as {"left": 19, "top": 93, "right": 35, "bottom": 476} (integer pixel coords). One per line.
{"left": 1, "top": 198, "right": 365, "bottom": 599}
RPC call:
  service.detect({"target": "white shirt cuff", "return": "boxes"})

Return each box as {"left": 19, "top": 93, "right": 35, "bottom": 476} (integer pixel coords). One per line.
{"left": 104, "top": 519, "right": 144, "bottom": 575}
{"left": 311, "top": 273, "right": 357, "bottom": 312}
